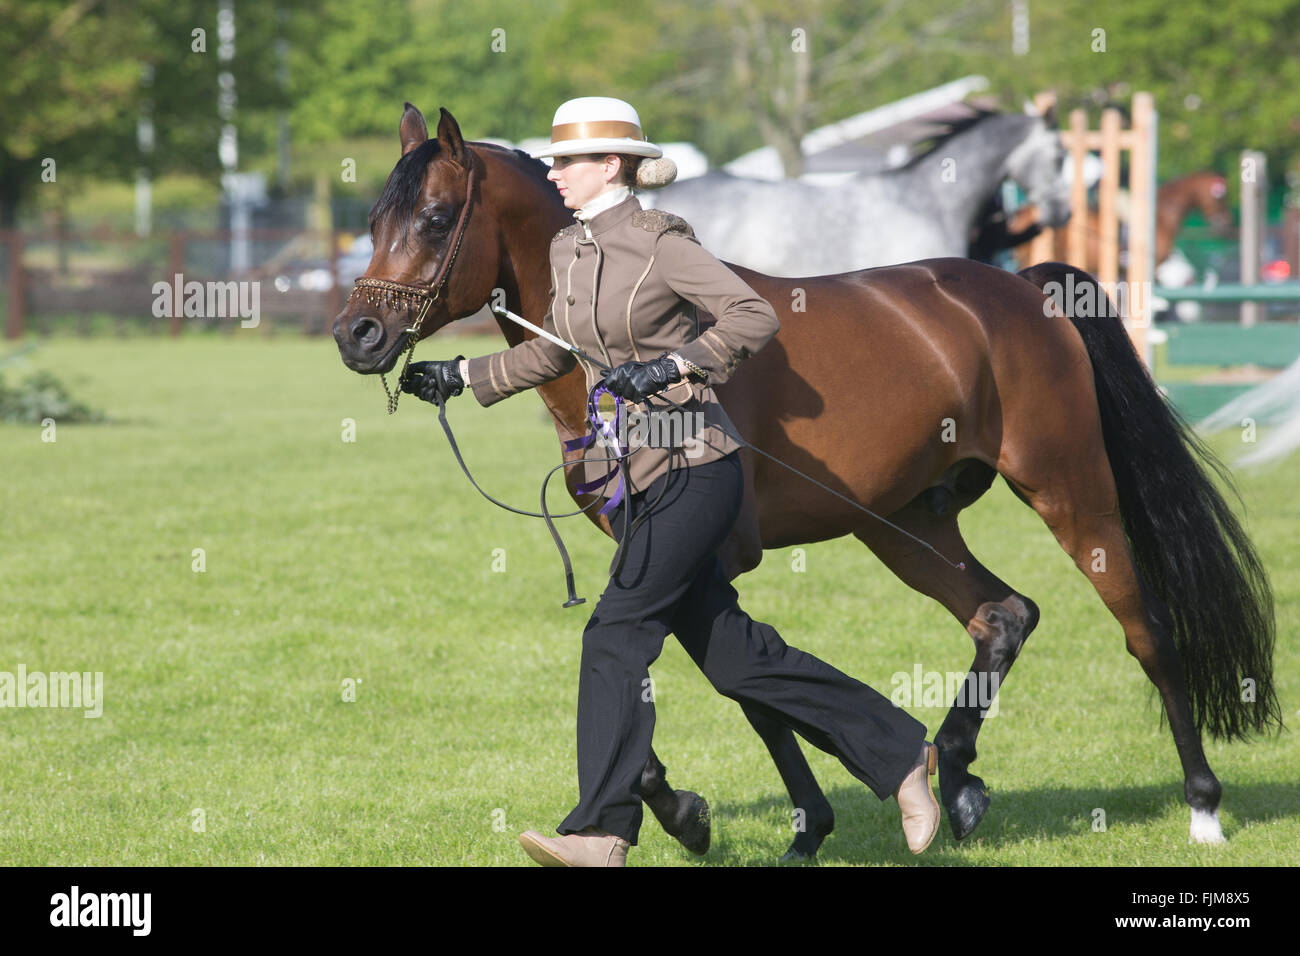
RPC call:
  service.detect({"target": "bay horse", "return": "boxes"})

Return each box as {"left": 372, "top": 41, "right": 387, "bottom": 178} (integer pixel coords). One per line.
{"left": 333, "top": 105, "right": 1279, "bottom": 860}
{"left": 1008, "top": 171, "right": 1233, "bottom": 272}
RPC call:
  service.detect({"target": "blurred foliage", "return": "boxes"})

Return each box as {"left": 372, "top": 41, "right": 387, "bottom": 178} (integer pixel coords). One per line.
{"left": 0, "top": 0, "right": 297, "bottom": 225}
{"left": 975, "top": 1, "right": 1300, "bottom": 184}
{"left": 0, "top": 369, "right": 109, "bottom": 424}
{"left": 3, "top": 0, "right": 1299, "bottom": 223}
{"left": 28, "top": 173, "right": 222, "bottom": 231}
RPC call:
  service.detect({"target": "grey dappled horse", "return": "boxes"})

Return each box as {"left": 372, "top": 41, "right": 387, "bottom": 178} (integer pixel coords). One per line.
{"left": 648, "top": 109, "right": 1070, "bottom": 277}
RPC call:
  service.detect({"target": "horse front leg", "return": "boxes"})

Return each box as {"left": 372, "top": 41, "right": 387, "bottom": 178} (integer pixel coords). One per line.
{"left": 739, "top": 706, "right": 835, "bottom": 860}
{"left": 640, "top": 748, "right": 711, "bottom": 855}
{"left": 640, "top": 691, "right": 835, "bottom": 861}
{"left": 636, "top": 701, "right": 836, "bottom": 862}
{"left": 933, "top": 592, "right": 1040, "bottom": 839}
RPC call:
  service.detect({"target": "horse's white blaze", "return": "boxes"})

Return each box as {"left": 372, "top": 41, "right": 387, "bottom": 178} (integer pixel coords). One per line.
{"left": 1189, "top": 807, "right": 1225, "bottom": 844}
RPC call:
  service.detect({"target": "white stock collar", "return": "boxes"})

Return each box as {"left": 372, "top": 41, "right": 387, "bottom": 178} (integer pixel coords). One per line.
{"left": 575, "top": 185, "right": 632, "bottom": 223}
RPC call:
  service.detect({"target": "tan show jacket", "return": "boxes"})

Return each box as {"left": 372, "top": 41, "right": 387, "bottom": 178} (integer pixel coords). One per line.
{"left": 465, "top": 194, "right": 780, "bottom": 498}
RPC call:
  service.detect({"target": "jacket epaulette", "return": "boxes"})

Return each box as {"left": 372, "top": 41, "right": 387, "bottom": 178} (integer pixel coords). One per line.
{"left": 553, "top": 222, "right": 582, "bottom": 242}
{"left": 631, "top": 209, "right": 695, "bottom": 239}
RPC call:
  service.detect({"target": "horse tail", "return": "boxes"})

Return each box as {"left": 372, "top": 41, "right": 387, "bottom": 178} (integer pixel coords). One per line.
{"left": 1017, "top": 262, "right": 1281, "bottom": 741}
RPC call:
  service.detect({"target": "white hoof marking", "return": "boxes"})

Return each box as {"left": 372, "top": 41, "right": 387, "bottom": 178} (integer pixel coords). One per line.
{"left": 1189, "top": 807, "right": 1226, "bottom": 845}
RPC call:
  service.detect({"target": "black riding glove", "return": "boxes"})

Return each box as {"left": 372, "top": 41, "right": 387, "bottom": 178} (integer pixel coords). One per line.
{"left": 603, "top": 353, "right": 681, "bottom": 403}
{"left": 402, "top": 356, "right": 466, "bottom": 405}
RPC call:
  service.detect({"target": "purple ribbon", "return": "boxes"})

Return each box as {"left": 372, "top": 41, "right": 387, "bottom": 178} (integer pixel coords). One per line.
{"left": 562, "top": 383, "right": 628, "bottom": 516}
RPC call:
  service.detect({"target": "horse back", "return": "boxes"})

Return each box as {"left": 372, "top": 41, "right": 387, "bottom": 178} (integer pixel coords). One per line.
{"left": 712, "top": 258, "right": 1096, "bottom": 525}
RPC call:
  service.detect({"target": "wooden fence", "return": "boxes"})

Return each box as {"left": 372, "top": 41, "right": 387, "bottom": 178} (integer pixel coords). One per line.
{"left": 1, "top": 229, "right": 351, "bottom": 338}
{"left": 1026, "top": 91, "right": 1158, "bottom": 366}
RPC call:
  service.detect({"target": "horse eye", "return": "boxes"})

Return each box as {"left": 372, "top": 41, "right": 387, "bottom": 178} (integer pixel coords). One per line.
{"left": 425, "top": 213, "right": 451, "bottom": 233}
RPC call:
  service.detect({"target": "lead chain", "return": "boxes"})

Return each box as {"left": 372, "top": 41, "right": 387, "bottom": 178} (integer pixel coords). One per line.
{"left": 380, "top": 294, "right": 436, "bottom": 415}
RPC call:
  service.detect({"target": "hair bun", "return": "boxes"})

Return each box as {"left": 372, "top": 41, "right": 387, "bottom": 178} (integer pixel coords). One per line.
{"left": 636, "top": 156, "right": 677, "bottom": 190}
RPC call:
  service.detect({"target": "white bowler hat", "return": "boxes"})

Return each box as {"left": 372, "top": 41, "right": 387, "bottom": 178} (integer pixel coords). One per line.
{"left": 533, "top": 97, "right": 663, "bottom": 159}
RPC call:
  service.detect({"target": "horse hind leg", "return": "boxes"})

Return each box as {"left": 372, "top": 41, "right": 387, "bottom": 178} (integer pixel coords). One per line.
{"left": 1006, "top": 464, "right": 1225, "bottom": 844}
{"left": 855, "top": 476, "right": 1041, "bottom": 841}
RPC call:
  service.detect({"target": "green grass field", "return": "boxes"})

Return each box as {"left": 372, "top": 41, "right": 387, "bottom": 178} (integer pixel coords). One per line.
{"left": 1, "top": 334, "right": 1297, "bottom": 866}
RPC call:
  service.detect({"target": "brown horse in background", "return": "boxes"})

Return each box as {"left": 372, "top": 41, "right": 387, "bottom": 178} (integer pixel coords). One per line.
{"left": 333, "top": 106, "right": 1278, "bottom": 860}
{"left": 1008, "top": 170, "right": 1232, "bottom": 271}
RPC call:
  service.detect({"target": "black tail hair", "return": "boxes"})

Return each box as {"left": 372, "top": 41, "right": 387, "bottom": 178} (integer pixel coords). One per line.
{"left": 1018, "top": 262, "right": 1280, "bottom": 740}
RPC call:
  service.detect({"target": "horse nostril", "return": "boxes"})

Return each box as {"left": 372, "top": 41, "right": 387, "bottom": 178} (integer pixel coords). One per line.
{"left": 350, "top": 317, "right": 384, "bottom": 351}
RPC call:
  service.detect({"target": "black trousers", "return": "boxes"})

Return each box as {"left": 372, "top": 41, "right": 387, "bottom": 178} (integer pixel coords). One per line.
{"left": 556, "top": 450, "right": 927, "bottom": 844}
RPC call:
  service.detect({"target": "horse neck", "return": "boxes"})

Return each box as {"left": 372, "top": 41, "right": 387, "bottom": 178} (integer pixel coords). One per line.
{"left": 474, "top": 147, "right": 590, "bottom": 438}
{"left": 895, "top": 117, "right": 1027, "bottom": 235}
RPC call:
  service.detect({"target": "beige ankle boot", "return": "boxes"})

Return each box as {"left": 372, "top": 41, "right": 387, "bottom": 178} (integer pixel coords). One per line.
{"left": 519, "top": 827, "right": 630, "bottom": 867}
{"left": 894, "top": 741, "right": 940, "bottom": 854}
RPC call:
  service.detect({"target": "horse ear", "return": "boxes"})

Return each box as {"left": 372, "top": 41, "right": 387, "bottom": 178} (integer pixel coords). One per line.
{"left": 400, "top": 102, "right": 429, "bottom": 156}
{"left": 436, "top": 108, "right": 468, "bottom": 168}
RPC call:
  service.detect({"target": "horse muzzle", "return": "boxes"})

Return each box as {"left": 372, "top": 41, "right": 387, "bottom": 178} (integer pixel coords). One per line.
{"left": 334, "top": 311, "right": 408, "bottom": 374}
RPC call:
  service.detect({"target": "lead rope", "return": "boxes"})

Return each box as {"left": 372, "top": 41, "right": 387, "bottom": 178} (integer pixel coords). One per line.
{"left": 426, "top": 370, "right": 965, "bottom": 609}
{"left": 472, "top": 308, "right": 968, "bottom": 577}
{"left": 636, "top": 386, "right": 968, "bottom": 573}
{"left": 430, "top": 379, "right": 637, "bottom": 606}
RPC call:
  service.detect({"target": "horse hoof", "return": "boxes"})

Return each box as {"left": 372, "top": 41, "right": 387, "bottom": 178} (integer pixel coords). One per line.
{"left": 779, "top": 811, "right": 833, "bottom": 861}
{"left": 947, "top": 778, "right": 990, "bottom": 841}
{"left": 670, "top": 790, "right": 711, "bottom": 856}
{"left": 1189, "top": 808, "right": 1226, "bottom": 845}
{"left": 779, "top": 832, "right": 826, "bottom": 862}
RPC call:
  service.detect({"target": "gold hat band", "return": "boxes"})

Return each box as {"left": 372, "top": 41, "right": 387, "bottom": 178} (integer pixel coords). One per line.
{"left": 550, "top": 120, "right": 645, "bottom": 144}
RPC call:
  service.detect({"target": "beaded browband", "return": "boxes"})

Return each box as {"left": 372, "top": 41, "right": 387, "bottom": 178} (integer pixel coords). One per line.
{"left": 349, "top": 276, "right": 437, "bottom": 313}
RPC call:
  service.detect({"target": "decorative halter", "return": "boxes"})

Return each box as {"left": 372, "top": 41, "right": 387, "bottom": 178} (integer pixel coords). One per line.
{"left": 348, "top": 161, "right": 478, "bottom": 414}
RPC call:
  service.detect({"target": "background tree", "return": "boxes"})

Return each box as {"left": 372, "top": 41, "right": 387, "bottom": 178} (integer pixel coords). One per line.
{"left": 5, "top": 0, "right": 1300, "bottom": 224}
{"left": 1, "top": 0, "right": 299, "bottom": 226}
{"left": 0, "top": 0, "right": 144, "bottom": 225}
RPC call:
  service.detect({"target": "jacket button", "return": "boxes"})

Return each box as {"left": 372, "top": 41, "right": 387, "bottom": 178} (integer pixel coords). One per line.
{"left": 566, "top": 295, "right": 575, "bottom": 306}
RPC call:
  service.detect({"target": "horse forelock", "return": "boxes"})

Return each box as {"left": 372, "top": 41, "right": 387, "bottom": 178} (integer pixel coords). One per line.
{"left": 370, "top": 139, "right": 443, "bottom": 235}
{"left": 373, "top": 139, "right": 556, "bottom": 230}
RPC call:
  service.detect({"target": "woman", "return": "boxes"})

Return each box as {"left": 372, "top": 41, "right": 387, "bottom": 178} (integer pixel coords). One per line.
{"left": 402, "top": 96, "right": 939, "bottom": 866}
